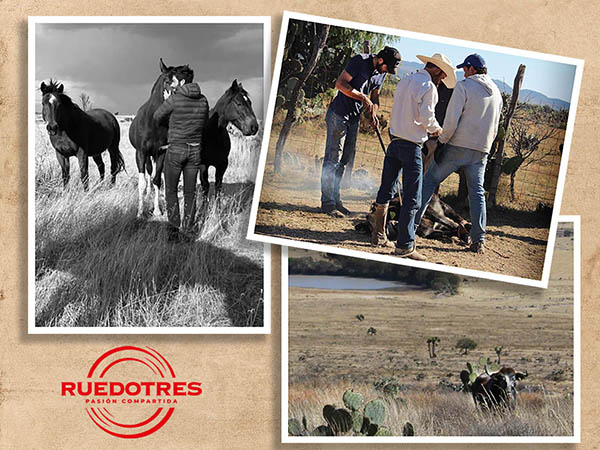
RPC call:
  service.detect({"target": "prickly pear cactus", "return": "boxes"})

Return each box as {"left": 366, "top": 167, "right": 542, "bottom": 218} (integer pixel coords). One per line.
{"left": 351, "top": 410, "right": 363, "bottom": 433}
{"left": 376, "top": 426, "right": 393, "bottom": 436}
{"left": 364, "top": 399, "right": 386, "bottom": 426}
{"left": 288, "top": 418, "right": 302, "bottom": 436}
{"left": 343, "top": 389, "right": 363, "bottom": 411}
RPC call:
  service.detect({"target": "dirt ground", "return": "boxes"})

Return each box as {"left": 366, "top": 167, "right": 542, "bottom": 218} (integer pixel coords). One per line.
{"left": 287, "top": 229, "right": 574, "bottom": 395}
{"left": 256, "top": 163, "right": 552, "bottom": 281}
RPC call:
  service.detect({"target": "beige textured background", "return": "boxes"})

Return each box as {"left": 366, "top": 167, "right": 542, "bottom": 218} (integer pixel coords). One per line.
{"left": 0, "top": 1, "right": 597, "bottom": 448}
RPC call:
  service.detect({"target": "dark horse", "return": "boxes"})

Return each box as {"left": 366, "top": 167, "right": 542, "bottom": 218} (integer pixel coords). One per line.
{"left": 129, "top": 58, "right": 193, "bottom": 217}
{"left": 40, "top": 80, "right": 124, "bottom": 189}
{"left": 200, "top": 79, "right": 259, "bottom": 197}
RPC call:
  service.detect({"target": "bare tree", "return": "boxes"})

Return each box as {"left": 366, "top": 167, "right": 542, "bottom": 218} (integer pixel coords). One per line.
{"left": 488, "top": 64, "right": 526, "bottom": 205}
{"left": 79, "top": 92, "right": 92, "bottom": 111}
{"left": 273, "top": 24, "right": 330, "bottom": 173}
{"left": 503, "top": 116, "right": 562, "bottom": 200}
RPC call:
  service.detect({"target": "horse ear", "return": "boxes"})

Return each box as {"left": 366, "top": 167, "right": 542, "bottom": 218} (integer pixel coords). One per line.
{"left": 231, "top": 79, "right": 238, "bottom": 89}
{"left": 57, "top": 83, "right": 64, "bottom": 93}
{"left": 40, "top": 81, "right": 47, "bottom": 93}
{"left": 160, "top": 58, "right": 169, "bottom": 73}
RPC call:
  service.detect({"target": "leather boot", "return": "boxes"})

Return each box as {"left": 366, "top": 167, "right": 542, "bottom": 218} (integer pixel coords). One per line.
{"left": 369, "top": 203, "right": 391, "bottom": 246}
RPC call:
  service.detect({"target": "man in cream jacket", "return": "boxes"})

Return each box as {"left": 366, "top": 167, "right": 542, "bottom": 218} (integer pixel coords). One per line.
{"left": 415, "top": 54, "right": 502, "bottom": 254}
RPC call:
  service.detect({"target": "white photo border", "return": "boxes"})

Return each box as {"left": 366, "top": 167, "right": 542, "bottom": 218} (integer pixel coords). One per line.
{"left": 28, "top": 16, "right": 272, "bottom": 335}
{"left": 281, "top": 216, "right": 581, "bottom": 443}
{"left": 248, "top": 10, "right": 585, "bottom": 289}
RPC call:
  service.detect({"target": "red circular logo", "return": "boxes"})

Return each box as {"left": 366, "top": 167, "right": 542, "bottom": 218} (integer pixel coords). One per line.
{"left": 61, "top": 346, "right": 202, "bottom": 439}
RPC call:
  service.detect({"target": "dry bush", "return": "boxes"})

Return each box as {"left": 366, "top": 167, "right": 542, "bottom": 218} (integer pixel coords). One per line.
{"left": 34, "top": 118, "right": 264, "bottom": 328}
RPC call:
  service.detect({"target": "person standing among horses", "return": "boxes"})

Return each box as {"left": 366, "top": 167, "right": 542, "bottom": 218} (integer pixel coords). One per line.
{"left": 153, "top": 65, "right": 209, "bottom": 240}
{"left": 320, "top": 46, "right": 401, "bottom": 217}
{"left": 370, "top": 53, "right": 456, "bottom": 260}
{"left": 415, "top": 54, "right": 502, "bottom": 254}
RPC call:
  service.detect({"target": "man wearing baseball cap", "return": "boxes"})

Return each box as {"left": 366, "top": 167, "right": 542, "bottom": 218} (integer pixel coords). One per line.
{"left": 320, "top": 46, "right": 401, "bottom": 217}
{"left": 371, "top": 53, "right": 456, "bottom": 260}
{"left": 414, "top": 53, "right": 503, "bottom": 254}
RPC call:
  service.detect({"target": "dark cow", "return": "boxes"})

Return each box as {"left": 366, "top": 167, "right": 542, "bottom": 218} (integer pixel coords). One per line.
{"left": 460, "top": 367, "right": 528, "bottom": 410}
{"left": 357, "top": 193, "right": 471, "bottom": 243}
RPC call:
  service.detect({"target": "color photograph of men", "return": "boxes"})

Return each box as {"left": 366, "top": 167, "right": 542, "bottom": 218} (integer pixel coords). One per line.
{"left": 250, "top": 13, "right": 582, "bottom": 285}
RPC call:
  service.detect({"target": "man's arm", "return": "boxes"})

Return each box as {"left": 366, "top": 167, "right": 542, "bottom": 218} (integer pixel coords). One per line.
{"left": 335, "top": 70, "right": 374, "bottom": 115}
{"left": 417, "top": 85, "right": 442, "bottom": 136}
{"left": 153, "top": 97, "right": 174, "bottom": 125}
{"left": 438, "top": 83, "right": 466, "bottom": 143}
{"left": 369, "top": 88, "right": 380, "bottom": 128}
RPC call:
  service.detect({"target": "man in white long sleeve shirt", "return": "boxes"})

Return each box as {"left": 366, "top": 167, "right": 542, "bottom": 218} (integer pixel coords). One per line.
{"left": 415, "top": 54, "right": 503, "bottom": 254}
{"left": 371, "top": 53, "right": 456, "bottom": 260}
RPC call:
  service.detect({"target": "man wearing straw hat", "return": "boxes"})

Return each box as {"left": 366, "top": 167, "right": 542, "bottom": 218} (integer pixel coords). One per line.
{"left": 320, "top": 46, "right": 401, "bottom": 217}
{"left": 370, "top": 53, "right": 456, "bottom": 260}
{"left": 414, "top": 54, "right": 502, "bottom": 254}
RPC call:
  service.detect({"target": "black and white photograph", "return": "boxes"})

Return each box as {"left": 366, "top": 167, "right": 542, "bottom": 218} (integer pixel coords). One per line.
{"left": 28, "top": 17, "right": 271, "bottom": 333}
{"left": 249, "top": 11, "right": 584, "bottom": 288}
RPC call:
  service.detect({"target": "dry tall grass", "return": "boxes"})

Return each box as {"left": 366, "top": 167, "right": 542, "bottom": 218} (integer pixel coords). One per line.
{"left": 34, "top": 117, "right": 264, "bottom": 328}
{"left": 289, "top": 381, "right": 573, "bottom": 437}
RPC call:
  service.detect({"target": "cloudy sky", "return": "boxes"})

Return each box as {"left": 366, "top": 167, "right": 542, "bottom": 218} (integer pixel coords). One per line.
{"left": 35, "top": 23, "right": 265, "bottom": 117}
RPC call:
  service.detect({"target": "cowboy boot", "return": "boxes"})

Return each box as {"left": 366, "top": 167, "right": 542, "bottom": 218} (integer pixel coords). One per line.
{"left": 369, "top": 203, "right": 391, "bottom": 246}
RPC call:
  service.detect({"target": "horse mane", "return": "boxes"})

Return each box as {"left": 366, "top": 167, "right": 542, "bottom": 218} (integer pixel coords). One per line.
{"left": 42, "top": 80, "right": 81, "bottom": 111}
{"left": 212, "top": 81, "right": 248, "bottom": 116}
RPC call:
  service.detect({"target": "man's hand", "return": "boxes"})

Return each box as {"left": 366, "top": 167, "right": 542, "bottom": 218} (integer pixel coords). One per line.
{"left": 361, "top": 94, "right": 374, "bottom": 116}
{"left": 370, "top": 113, "right": 379, "bottom": 130}
{"left": 429, "top": 128, "right": 442, "bottom": 138}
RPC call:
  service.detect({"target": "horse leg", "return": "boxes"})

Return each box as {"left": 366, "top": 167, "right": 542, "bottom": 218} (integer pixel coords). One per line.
{"left": 93, "top": 154, "right": 105, "bottom": 182}
{"left": 55, "top": 151, "right": 70, "bottom": 188}
{"left": 199, "top": 164, "right": 210, "bottom": 199}
{"left": 215, "top": 162, "right": 228, "bottom": 197}
{"left": 77, "top": 149, "right": 89, "bottom": 191}
{"left": 136, "top": 151, "right": 149, "bottom": 218}
{"left": 152, "top": 152, "right": 166, "bottom": 215}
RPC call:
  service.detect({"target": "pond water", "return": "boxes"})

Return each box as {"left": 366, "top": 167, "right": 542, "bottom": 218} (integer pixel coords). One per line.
{"left": 288, "top": 275, "right": 409, "bottom": 290}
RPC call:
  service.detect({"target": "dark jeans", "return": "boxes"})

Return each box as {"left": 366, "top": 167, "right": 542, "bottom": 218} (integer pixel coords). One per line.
{"left": 165, "top": 143, "right": 202, "bottom": 232}
{"left": 375, "top": 138, "right": 423, "bottom": 250}
{"left": 320, "top": 109, "right": 359, "bottom": 208}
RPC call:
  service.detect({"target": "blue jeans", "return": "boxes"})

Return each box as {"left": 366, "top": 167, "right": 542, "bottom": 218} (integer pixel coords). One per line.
{"left": 415, "top": 144, "right": 487, "bottom": 243}
{"left": 321, "top": 109, "right": 359, "bottom": 207}
{"left": 375, "top": 138, "right": 423, "bottom": 250}
{"left": 165, "top": 143, "right": 202, "bottom": 232}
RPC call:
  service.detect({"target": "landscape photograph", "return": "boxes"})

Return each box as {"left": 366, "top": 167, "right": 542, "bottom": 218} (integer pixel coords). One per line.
{"left": 284, "top": 220, "right": 578, "bottom": 440}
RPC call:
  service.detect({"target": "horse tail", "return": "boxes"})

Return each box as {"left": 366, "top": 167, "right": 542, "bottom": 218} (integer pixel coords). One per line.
{"left": 114, "top": 148, "right": 127, "bottom": 174}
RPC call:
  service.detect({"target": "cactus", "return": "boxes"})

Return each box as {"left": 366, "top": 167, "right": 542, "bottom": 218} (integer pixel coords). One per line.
{"left": 284, "top": 77, "right": 299, "bottom": 97}
{"left": 275, "top": 95, "right": 286, "bottom": 109}
{"left": 288, "top": 418, "right": 303, "bottom": 436}
{"left": 343, "top": 389, "right": 363, "bottom": 411}
{"left": 364, "top": 399, "right": 386, "bottom": 426}
{"left": 495, "top": 346, "right": 504, "bottom": 364}
{"left": 375, "top": 426, "right": 392, "bottom": 436}
{"left": 403, "top": 422, "right": 415, "bottom": 436}
{"left": 351, "top": 410, "right": 363, "bottom": 433}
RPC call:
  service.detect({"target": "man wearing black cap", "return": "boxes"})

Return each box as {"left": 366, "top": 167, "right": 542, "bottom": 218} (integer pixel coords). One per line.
{"left": 320, "top": 46, "right": 401, "bottom": 217}
{"left": 414, "top": 53, "right": 503, "bottom": 254}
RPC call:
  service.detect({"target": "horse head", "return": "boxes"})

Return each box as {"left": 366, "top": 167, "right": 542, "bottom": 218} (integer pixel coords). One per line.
{"left": 215, "top": 79, "right": 259, "bottom": 136}
{"left": 40, "top": 79, "right": 72, "bottom": 135}
{"left": 155, "top": 58, "right": 194, "bottom": 101}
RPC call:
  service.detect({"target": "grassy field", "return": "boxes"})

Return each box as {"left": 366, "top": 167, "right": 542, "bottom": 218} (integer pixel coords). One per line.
{"left": 287, "top": 226, "right": 575, "bottom": 437}
{"left": 34, "top": 116, "right": 265, "bottom": 328}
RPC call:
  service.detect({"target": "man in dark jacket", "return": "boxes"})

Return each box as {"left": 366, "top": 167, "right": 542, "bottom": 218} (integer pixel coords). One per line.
{"left": 153, "top": 66, "right": 209, "bottom": 239}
